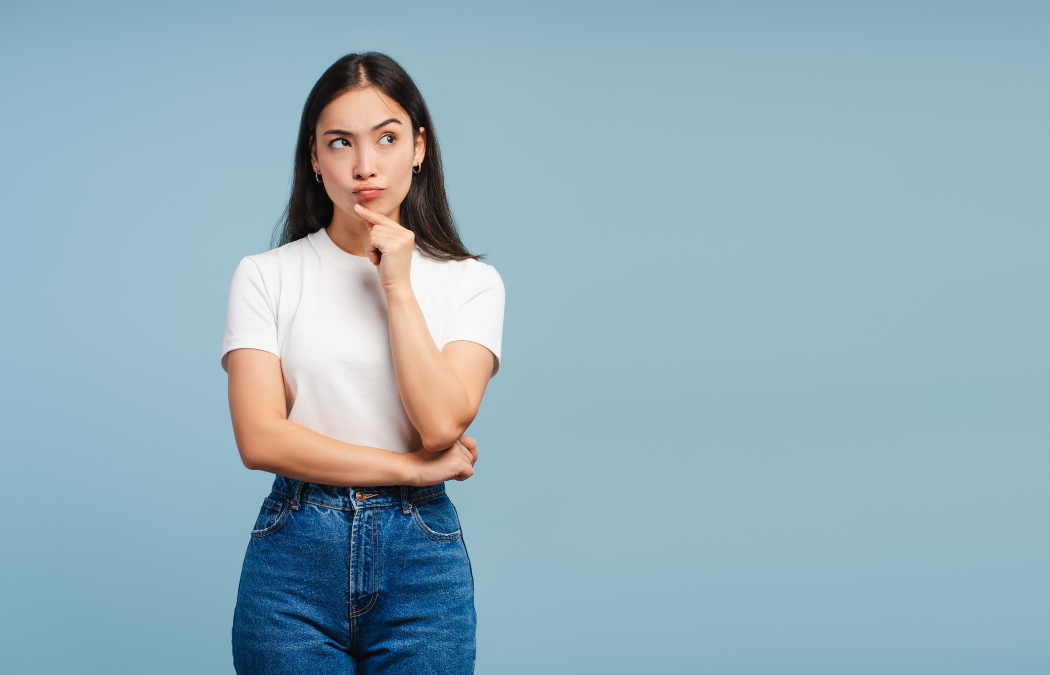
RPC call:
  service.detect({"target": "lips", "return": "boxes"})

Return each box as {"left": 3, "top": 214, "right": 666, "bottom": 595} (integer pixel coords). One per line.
{"left": 353, "top": 185, "right": 383, "bottom": 199}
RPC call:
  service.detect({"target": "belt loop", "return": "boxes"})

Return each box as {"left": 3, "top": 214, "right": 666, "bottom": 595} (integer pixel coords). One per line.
{"left": 400, "top": 485, "right": 411, "bottom": 514}
{"left": 291, "top": 479, "right": 305, "bottom": 510}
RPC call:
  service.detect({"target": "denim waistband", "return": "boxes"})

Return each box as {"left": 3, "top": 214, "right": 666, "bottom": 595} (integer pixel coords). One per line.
{"left": 270, "top": 475, "right": 447, "bottom": 512}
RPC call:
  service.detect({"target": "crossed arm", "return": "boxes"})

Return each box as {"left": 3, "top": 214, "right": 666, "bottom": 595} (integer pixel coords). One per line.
{"left": 227, "top": 338, "right": 490, "bottom": 487}
{"left": 227, "top": 206, "right": 494, "bottom": 488}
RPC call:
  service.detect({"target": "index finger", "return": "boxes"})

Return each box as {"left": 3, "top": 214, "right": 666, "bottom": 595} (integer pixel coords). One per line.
{"left": 354, "top": 203, "right": 400, "bottom": 229}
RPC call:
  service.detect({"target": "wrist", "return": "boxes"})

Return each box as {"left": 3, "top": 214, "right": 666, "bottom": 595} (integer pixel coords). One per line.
{"left": 395, "top": 452, "right": 420, "bottom": 487}
{"left": 383, "top": 282, "right": 415, "bottom": 303}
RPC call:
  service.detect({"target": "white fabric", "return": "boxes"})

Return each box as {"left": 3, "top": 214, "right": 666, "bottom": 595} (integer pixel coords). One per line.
{"left": 221, "top": 227, "right": 505, "bottom": 454}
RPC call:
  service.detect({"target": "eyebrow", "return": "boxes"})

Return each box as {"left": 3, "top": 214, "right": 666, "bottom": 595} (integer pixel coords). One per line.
{"left": 322, "top": 118, "right": 402, "bottom": 136}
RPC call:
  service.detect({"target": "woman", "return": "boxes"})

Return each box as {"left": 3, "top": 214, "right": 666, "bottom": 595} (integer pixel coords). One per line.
{"left": 221, "top": 52, "right": 504, "bottom": 674}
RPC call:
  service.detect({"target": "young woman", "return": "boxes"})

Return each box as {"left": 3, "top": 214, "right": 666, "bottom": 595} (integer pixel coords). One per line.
{"left": 221, "top": 52, "right": 504, "bottom": 674}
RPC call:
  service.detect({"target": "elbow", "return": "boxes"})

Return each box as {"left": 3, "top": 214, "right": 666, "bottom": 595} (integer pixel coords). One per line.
{"left": 235, "top": 433, "right": 268, "bottom": 471}
{"left": 420, "top": 423, "right": 469, "bottom": 453}
{"left": 238, "top": 445, "right": 262, "bottom": 471}
{"left": 421, "top": 435, "right": 457, "bottom": 453}
{"left": 231, "top": 415, "right": 283, "bottom": 471}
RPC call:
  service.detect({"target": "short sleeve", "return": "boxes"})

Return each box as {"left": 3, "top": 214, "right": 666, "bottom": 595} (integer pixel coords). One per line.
{"left": 221, "top": 257, "right": 279, "bottom": 372}
{"left": 442, "top": 262, "right": 506, "bottom": 377}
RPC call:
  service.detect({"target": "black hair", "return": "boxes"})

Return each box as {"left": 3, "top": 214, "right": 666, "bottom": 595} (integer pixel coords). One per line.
{"left": 272, "top": 52, "right": 477, "bottom": 261}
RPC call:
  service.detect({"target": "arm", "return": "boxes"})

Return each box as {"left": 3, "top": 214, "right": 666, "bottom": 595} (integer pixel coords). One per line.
{"left": 356, "top": 203, "right": 495, "bottom": 452}
{"left": 227, "top": 347, "right": 478, "bottom": 486}
{"left": 387, "top": 288, "right": 495, "bottom": 451}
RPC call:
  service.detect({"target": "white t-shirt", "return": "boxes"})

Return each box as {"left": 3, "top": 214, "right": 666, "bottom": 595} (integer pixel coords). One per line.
{"left": 221, "top": 227, "right": 505, "bottom": 454}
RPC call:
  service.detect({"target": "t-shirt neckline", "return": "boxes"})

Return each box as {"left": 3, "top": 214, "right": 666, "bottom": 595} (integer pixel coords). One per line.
{"left": 310, "top": 227, "right": 377, "bottom": 270}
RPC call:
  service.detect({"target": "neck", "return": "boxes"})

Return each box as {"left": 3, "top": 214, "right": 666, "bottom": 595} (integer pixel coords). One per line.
{"left": 326, "top": 203, "right": 401, "bottom": 257}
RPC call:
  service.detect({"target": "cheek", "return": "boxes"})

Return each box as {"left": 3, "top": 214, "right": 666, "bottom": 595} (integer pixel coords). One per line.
{"left": 384, "top": 175, "right": 413, "bottom": 209}
{"left": 391, "top": 148, "right": 415, "bottom": 175}
{"left": 388, "top": 154, "right": 416, "bottom": 192}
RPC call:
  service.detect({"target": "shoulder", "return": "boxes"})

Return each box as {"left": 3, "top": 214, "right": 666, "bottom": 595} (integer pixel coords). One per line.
{"left": 230, "top": 235, "right": 316, "bottom": 288}
{"left": 227, "top": 236, "right": 317, "bottom": 308}
{"left": 462, "top": 258, "right": 504, "bottom": 302}
{"left": 239, "top": 235, "right": 313, "bottom": 274}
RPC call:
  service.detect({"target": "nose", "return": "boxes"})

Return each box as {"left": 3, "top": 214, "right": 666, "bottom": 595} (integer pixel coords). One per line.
{"left": 353, "top": 145, "right": 377, "bottom": 180}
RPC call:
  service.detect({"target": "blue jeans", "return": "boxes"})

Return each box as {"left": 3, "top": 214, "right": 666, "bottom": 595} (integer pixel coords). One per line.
{"left": 232, "top": 476, "right": 477, "bottom": 674}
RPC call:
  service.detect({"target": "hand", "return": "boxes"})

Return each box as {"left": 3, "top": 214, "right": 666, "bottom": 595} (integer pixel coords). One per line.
{"left": 402, "top": 434, "right": 479, "bottom": 487}
{"left": 354, "top": 203, "right": 415, "bottom": 292}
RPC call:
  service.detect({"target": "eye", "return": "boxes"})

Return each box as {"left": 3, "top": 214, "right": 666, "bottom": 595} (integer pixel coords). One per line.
{"left": 378, "top": 133, "right": 396, "bottom": 146}
{"left": 329, "top": 138, "right": 350, "bottom": 148}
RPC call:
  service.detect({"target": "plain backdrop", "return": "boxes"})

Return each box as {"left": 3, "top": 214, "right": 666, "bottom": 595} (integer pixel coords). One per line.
{"left": 1, "top": 2, "right": 1047, "bottom": 673}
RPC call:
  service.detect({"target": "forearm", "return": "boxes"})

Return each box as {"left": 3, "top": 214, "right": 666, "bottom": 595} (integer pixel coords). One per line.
{"left": 236, "top": 416, "right": 413, "bottom": 487}
{"left": 385, "top": 286, "right": 474, "bottom": 450}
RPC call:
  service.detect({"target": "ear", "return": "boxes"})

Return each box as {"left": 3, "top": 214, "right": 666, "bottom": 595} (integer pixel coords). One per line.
{"left": 310, "top": 135, "right": 318, "bottom": 169}
{"left": 414, "top": 127, "right": 426, "bottom": 166}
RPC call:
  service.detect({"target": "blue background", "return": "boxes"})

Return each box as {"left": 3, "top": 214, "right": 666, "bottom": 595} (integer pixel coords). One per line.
{"left": 1, "top": 2, "right": 1047, "bottom": 673}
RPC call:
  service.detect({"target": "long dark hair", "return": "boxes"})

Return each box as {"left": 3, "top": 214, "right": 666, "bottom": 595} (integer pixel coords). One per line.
{"left": 272, "top": 52, "right": 477, "bottom": 261}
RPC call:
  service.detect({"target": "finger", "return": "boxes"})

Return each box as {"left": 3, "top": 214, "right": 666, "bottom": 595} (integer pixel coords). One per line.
{"left": 366, "top": 226, "right": 413, "bottom": 249}
{"left": 460, "top": 443, "right": 477, "bottom": 467}
{"left": 460, "top": 438, "right": 478, "bottom": 465}
{"left": 354, "top": 203, "right": 378, "bottom": 224}
{"left": 364, "top": 227, "right": 410, "bottom": 258}
{"left": 449, "top": 441, "right": 469, "bottom": 465}
{"left": 354, "top": 203, "right": 401, "bottom": 229}
{"left": 365, "top": 232, "right": 380, "bottom": 266}
{"left": 459, "top": 435, "right": 478, "bottom": 464}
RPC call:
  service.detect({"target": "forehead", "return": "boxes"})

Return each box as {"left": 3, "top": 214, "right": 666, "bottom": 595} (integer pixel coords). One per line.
{"left": 317, "top": 86, "right": 408, "bottom": 130}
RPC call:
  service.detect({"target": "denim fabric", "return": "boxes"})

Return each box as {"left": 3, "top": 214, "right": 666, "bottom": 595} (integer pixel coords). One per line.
{"left": 232, "top": 475, "right": 476, "bottom": 674}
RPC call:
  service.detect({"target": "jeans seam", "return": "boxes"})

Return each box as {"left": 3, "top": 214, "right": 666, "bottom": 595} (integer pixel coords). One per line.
{"left": 410, "top": 506, "right": 463, "bottom": 541}
{"left": 450, "top": 499, "right": 476, "bottom": 592}
{"left": 302, "top": 498, "right": 355, "bottom": 512}
{"left": 250, "top": 502, "right": 291, "bottom": 538}
{"left": 349, "top": 509, "right": 380, "bottom": 618}
{"left": 284, "top": 487, "right": 445, "bottom": 511}
{"left": 408, "top": 489, "right": 447, "bottom": 504}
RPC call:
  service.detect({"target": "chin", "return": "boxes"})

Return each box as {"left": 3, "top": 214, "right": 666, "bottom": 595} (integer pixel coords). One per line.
{"left": 377, "top": 199, "right": 404, "bottom": 220}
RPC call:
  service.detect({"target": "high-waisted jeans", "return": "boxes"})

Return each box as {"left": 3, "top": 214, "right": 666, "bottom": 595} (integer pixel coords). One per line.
{"left": 232, "top": 475, "right": 477, "bottom": 674}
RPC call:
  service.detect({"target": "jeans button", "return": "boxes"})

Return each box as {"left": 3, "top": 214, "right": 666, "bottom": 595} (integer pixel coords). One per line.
{"left": 356, "top": 491, "right": 364, "bottom": 500}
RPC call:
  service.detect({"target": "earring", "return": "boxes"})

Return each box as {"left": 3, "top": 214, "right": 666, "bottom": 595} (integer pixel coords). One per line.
{"left": 412, "top": 163, "right": 421, "bottom": 174}
{"left": 314, "top": 169, "right": 322, "bottom": 183}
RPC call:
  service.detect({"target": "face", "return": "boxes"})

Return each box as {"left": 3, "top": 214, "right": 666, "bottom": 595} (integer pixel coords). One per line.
{"left": 310, "top": 86, "right": 426, "bottom": 224}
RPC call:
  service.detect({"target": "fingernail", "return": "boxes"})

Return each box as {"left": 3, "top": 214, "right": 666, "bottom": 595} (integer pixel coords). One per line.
{"left": 354, "top": 204, "right": 363, "bottom": 211}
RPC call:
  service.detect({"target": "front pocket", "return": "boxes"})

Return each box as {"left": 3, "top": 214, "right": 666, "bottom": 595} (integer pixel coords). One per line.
{"left": 410, "top": 493, "right": 463, "bottom": 541}
{"left": 251, "top": 495, "right": 289, "bottom": 538}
